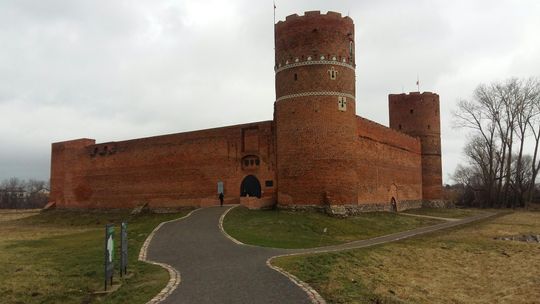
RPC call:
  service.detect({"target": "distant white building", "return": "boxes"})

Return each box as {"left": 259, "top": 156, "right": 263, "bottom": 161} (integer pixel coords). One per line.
{"left": 37, "top": 188, "right": 50, "bottom": 196}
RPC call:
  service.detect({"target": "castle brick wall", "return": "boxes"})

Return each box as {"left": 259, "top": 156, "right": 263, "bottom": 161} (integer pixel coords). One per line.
{"left": 48, "top": 11, "right": 442, "bottom": 211}
{"left": 50, "top": 122, "right": 276, "bottom": 209}
{"left": 357, "top": 116, "right": 421, "bottom": 153}
{"left": 355, "top": 117, "right": 423, "bottom": 205}
{"left": 50, "top": 138, "right": 96, "bottom": 208}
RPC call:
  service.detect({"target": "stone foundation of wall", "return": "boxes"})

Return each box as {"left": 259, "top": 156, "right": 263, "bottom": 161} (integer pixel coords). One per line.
{"left": 397, "top": 200, "right": 424, "bottom": 211}
{"left": 278, "top": 200, "right": 423, "bottom": 217}
{"left": 328, "top": 200, "right": 423, "bottom": 216}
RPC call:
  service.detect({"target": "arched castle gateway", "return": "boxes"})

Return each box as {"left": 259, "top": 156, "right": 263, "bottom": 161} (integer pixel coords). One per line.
{"left": 49, "top": 11, "right": 443, "bottom": 214}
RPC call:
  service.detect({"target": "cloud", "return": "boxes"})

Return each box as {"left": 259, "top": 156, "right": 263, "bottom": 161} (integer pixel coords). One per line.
{"left": 1, "top": 0, "right": 539, "bottom": 183}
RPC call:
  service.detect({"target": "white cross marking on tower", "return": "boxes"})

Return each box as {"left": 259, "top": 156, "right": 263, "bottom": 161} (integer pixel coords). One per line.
{"left": 328, "top": 67, "right": 338, "bottom": 80}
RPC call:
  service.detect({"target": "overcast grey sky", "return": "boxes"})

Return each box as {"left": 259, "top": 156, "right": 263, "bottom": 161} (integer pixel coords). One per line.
{"left": 1, "top": 0, "right": 539, "bottom": 183}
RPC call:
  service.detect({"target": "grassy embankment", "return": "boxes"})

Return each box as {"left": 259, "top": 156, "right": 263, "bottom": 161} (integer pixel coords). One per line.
{"left": 274, "top": 211, "right": 540, "bottom": 304}
{"left": 0, "top": 209, "right": 189, "bottom": 304}
{"left": 223, "top": 206, "right": 441, "bottom": 249}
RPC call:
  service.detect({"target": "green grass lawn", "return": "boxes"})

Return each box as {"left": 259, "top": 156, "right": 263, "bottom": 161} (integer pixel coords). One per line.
{"left": 273, "top": 211, "right": 540, "bottom": 304}
{"left": 0, "top": 209, "right": 190, "bottom": 304}
{"left": 223, "top": 206, "right": 441, "bottom": 249}
{"left": 402, "top": 207, "right": 482, "bottom": 219}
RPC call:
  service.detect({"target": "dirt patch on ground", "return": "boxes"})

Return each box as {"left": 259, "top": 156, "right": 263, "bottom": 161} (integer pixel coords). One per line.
{"left": 495, "top": 234, "right": 540, "bottom": 243}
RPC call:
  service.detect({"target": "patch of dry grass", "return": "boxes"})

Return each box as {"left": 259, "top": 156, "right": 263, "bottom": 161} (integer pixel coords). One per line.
{"left": 275, "top": 211, "right": 540, "bottom": 304}
{"left": 0, "top": 211, "right": 88, "bottom": 242}
{"left": 0, "top": 210, "right": 189, "bottom": 304}
{"left": 0, "top": 210, "right": 41, "bottom": 222}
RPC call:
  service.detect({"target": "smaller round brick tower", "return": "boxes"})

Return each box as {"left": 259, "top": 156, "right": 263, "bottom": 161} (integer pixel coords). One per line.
{"left": 388, "top": 92, "right": 443, "bottom": 202}
{"left": 274, "top": 11, "right": 358, "bottom": 206}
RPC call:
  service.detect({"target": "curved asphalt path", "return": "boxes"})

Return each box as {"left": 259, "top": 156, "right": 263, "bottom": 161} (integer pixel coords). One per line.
{"left": 147, "top": 206, "right": 495, "bottom": 304}
{"left": 147, "top": 206, "right": 312, "bottom": 304}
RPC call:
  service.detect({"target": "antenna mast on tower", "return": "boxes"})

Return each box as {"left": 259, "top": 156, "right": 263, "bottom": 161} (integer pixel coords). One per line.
{"left": 273, "top": 1, "right": 276, "bottom": 48}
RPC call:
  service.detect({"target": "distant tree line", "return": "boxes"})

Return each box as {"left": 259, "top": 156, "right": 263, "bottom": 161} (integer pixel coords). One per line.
{"left": 0, "top": 178, "right": 49, "bottom": 209}
{"left": 453, "top": 77, "right": 540, "bottom": 208}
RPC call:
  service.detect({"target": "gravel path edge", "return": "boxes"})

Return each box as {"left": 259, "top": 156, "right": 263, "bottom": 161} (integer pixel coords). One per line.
{"left": 138, "top": 209, "right": 199, "bottom": 304}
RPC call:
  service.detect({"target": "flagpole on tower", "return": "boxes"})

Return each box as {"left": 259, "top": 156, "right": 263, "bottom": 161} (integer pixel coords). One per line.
{"left": 273, "top": 1, "right": 276, "bottom": 47}
{"left": 416, "top": 74, "right": 420, "bottom": 92}
{"left": 273, "top": 1, "right": 276, "bottom": 25}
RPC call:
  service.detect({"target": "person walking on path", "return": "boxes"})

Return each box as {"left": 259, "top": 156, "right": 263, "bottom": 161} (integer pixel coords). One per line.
{"left": 219, "top": 192, "right": 224, "bottom": 206}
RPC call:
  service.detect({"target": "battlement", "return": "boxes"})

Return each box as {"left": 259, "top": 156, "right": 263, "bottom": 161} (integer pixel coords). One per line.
{"left": 276, "top": 10, "right": 352, "bottom": 27}
{"left": 52, "top": 138, "right": 95, "bottom": 150}
{"left": 275, "top": 10, "right": 355, "bottom": 70}
{"left": 388, "top": 91, "right": 440, "bottom": 133}
{"left": 389, "top": 92, "right": 439, "bottom": 103}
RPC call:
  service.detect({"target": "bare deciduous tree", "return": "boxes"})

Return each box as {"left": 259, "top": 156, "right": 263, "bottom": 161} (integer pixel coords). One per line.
{"left": 0, "top": 178, "right": 49, "bottom": 209}
{"left": 454, "top": 87, "right": 499, "bottom": 206}
{"left": 453, "top": 77, "right": 540, "bottom": 208}
{"left": 526, "top": 83, "right": 540, "bottom": 208}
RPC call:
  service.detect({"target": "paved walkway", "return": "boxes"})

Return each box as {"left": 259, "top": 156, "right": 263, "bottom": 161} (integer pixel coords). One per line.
{"left": 147, "top": 206, "right": 312, "bottom": 304}
{"left": 398, "top": 212, "right": 461, "bottom": 221}
{"left": 147, "top": 206, "right": 495, "bottom": 304}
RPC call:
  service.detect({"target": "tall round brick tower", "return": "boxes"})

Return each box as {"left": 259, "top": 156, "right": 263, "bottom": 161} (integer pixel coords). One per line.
{"left": 388, "top": 92, "right": 443, "bottom": 202}
{"left": 274, "top": 11, "right": 358, "bottom": 207}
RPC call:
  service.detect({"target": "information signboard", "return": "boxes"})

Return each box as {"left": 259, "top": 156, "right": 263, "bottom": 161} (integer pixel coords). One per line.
{"left": 104, "top": 224, "right": 115, "bottom": 290}
{"left": 217, "top": 181, "right": 224, "bottom": 194}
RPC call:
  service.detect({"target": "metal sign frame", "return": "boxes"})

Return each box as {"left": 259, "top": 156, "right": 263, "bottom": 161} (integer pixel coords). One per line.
{"left": 120, "top": 222, "right": 128, "bottom": 277}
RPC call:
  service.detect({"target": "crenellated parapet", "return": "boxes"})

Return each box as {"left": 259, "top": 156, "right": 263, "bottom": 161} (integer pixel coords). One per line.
{"left": 275, "top": 11, "right": 355, "bottom": 70}
{"left": 388, "top": 92, "right": 441, "bottom": 145}
{"left": 275, "top": 11, "right": 352, "bottom": 27}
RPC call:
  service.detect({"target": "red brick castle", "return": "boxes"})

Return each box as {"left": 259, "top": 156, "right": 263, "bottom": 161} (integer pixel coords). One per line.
{"left": 49, "top": 11, "right": 443, "bottom": 213}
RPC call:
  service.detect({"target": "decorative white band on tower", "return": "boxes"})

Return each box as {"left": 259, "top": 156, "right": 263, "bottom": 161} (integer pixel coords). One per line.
{"left": 276, "top": 91, "right": 355, "bottom": 102}
{"left": 275, "top": 60, "right": 355, "bottom": 74}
